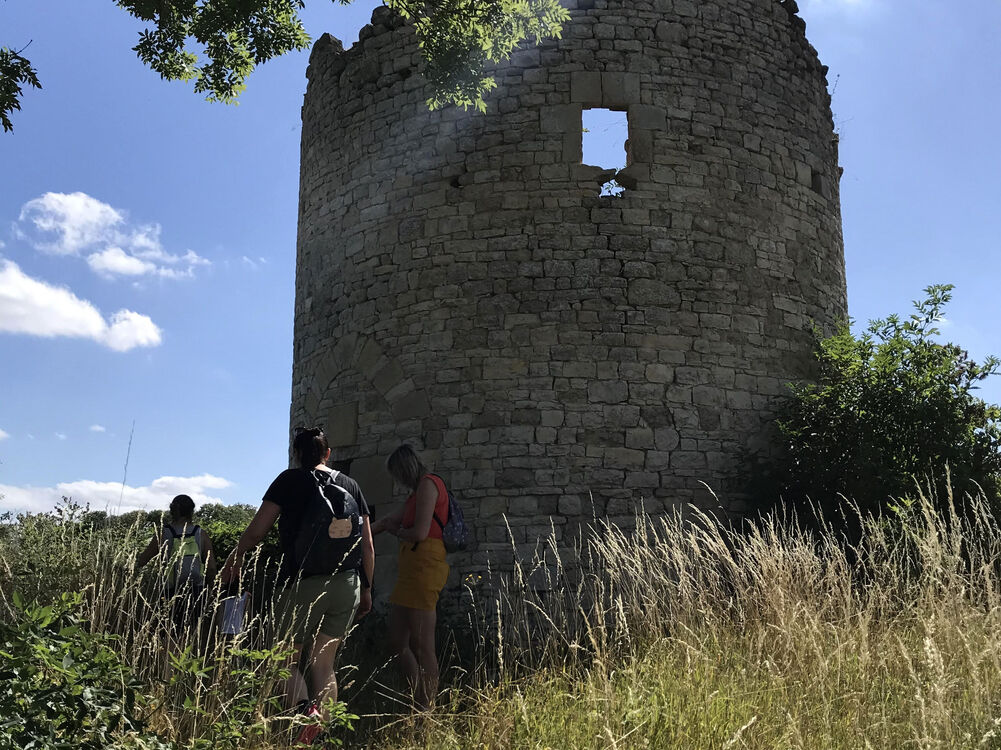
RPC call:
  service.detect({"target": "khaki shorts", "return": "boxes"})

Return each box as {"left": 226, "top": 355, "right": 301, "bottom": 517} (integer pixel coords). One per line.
{"left": 277, "top": 570, "right": 360, "bottom": 643}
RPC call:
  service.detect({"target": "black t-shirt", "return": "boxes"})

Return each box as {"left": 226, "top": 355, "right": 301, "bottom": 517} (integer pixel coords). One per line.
{"left": 262, "top": 467, "right": 370, "bottom": 579}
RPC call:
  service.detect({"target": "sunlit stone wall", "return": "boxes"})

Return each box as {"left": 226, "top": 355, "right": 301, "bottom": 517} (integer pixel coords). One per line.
{"left": 292, "top": 0, "right": 846, "bottom": 601}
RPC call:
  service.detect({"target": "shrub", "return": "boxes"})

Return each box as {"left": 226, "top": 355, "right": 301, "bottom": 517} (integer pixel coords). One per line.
{"left": 0, "top": 591, "right": 169, "bottom": 749}
{"left": 759, "top": 284, "right": 1001, "bottom": 514}
{"left": 161, "top": 642, "right": 294, "bottom": 749}
{"left": 0, "top": 498, "right": 138, "bottom": 609}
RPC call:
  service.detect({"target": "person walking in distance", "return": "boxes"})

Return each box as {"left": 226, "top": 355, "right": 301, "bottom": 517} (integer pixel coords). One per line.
{"left": 371, "top": 444, "right": 450, "bottom": 709}
{"left": 135, "top": 493, "right": 217, "bottom": 638}
{"left": 220, "top": 427, "right": 375, "bottom": 745}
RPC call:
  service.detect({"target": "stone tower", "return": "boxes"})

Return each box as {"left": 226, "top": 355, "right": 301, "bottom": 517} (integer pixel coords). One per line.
{"left": 292, "top": 0, "right": 846, "bottom": 588}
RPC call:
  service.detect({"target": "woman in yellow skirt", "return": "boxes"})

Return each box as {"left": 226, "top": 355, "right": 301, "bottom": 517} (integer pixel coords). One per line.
{"left": 372, "top": 444, "right": 450, "bottom": 708}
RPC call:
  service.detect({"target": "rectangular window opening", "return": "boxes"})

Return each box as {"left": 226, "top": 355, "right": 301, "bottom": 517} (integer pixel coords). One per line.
{"left": 582, "top": 108, "right": 629, "bottom": 197}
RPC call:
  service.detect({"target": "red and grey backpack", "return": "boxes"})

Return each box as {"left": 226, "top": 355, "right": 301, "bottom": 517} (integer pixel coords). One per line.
{"left": 430, "top": 474, "right": 469, "bottom": 553}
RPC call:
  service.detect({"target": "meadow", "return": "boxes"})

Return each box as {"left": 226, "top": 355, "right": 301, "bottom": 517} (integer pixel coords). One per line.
{"left": 4, "top": 486, "right": 1001, "bottom": 749}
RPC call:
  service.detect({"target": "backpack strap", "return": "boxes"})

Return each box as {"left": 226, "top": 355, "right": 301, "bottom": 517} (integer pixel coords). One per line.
{"left": 312, "top": 468, "right": 340, "bottom": 516}
{"left": 427, "top": 474, "right": 448, "bottom": 529}
{"left": 162, "top": 524, "right": 177, "bottom": 551}
{"left": 165, "top": 523, "right": 201, "bottom": 552}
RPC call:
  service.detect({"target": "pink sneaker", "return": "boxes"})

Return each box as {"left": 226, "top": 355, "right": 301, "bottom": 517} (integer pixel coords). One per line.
{"left": 294, "top": 703, "right": 323, "bottom": 746}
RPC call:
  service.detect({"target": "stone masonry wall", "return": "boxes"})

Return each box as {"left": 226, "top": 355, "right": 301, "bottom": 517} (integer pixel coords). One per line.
{"left": 291, "top": 0, "right": 847, "bottom": 602}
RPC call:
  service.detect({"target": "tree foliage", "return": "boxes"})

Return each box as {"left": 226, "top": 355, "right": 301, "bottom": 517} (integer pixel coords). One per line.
{"left": 1, "top": 0, "right": 569, "bottom": 131}
{"left": 403, "top": 0, "right": 571, "bottom": 111}
{"left": 0, "top": 45, "right": 41, "bottom": 133}
{"left": 762, "top": 284, "right": 1001, "bottom": 514}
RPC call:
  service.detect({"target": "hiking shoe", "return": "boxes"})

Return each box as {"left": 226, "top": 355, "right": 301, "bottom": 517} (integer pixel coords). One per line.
{"left": 294, "top": 703, "right": 323, "bottom": 746}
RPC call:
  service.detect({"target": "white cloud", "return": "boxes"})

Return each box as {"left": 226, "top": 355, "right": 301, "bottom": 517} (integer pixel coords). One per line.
{"left": 89, "top": 425, "right": 106, "bottom": 433}
{"left": 0, "top": 473, "right": 233, "bottom": 516}
{"left": 0, "top": 260, "right": 107, "bottom": 338}
{"left": 19, "top": 192, "right": 124, "bottom": 256}
{"left": 103, "top": 310, "right": 163, "bottom": 352}
{"left": 87, "top": 246, "right": 157, "bottom": 277}
{"left": 16, "top": 192, "right": 209, "bottom": 279}
{"left": 0, "top": 259, "right": 163, "bottom": 352}
{"left": 129, "top": 224, "right": 163, "bottom": 256}
{"left": 55, "top": 433, "right": 67, "bottom": 440}
{"left": 0, "top": 428, "right": 9, "bottom": 440}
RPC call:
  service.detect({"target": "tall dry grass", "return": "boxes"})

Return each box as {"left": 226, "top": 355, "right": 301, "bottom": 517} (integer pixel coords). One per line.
{"left": 373, "top": 488, "right": 1001, "bottom": 749}
{"left": 5, "top": 486, "right": 1001, "bottom": 749}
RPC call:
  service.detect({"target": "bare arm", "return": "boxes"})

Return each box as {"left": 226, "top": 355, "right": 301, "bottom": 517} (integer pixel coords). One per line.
{"left": 371, "top": 503, "right": 406, "bottom": 534}
{"left": 220, "top": 501, "right": 281, "bottom": 583}
{"left": 201, "top": 532, "right": 217, "bottom": 577}
{"left": 134, "top": 529, "right": 163, "bottom": 572}
{"left": 396, "top": 477, "right": 438, "bottom": 544}
{"left": 356, "top": 516, "right": 376, "bottom": 619}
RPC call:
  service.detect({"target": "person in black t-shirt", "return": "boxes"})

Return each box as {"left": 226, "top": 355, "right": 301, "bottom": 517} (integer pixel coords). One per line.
{"left": 220, "top": 427, "right": 375, "bottom": 745}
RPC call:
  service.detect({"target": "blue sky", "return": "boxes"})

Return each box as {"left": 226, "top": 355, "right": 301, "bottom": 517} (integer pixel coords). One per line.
{"left": 1, "top": 0, "right": 999, "bottom": 514}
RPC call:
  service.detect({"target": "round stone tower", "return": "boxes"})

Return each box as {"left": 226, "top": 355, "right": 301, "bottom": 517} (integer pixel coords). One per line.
{"left": 292, "top": 0, "right": 846, "bottom": 586}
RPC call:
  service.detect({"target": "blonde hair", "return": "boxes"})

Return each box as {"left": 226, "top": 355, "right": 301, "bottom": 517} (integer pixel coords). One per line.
{"left": 386, "top": 444, "right": 427, "bottom": 490}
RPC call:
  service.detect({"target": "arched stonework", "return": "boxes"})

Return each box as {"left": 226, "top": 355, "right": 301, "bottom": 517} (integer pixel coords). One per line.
{"left": 296, "top": 333, "right": 431, "bottom": 445}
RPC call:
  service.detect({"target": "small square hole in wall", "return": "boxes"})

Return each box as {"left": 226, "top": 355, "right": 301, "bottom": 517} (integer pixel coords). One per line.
{"left": 582, "top": 108, "right": 628, "bottom": 197}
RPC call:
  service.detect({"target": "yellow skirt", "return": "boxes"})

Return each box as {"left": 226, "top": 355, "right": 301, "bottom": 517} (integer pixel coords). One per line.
{"left": 388, "top": 538, "right": 450, "bottom": 611}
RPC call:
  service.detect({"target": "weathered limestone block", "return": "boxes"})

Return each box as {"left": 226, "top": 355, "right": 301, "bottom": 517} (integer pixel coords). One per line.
{"left": 540, "top": 104, "right": 582, "bottom": 133}
{"left": 326, "top": 401, "right": 358, "bottom": 448}
{"left": 588, "top": 381, "right": 629, "bottom": 404}
{"left": 391, "top": 390, "right": 431, "bottom": 421}
{"left": 570, "top": 71, "right": 602, "bottom": 106}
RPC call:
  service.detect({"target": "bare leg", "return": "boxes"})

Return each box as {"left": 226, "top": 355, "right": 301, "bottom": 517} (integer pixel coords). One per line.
{"left": 388, "top": 604, "right": 420, "bottom": 703}
{"left": 284, "top": 642, "right": 308, "bottom": 712}
{"left": 307, "top": 632, "right": 343, "bottom": 720}
{"left": 408, "top": 609, "right": 439, "bottom": 710}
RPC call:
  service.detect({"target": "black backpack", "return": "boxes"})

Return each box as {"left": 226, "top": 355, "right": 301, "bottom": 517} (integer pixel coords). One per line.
{"left": 293, "top": 469, "right": 363, "bottom": 578}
